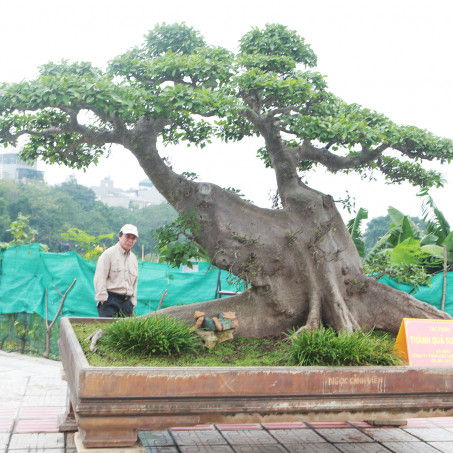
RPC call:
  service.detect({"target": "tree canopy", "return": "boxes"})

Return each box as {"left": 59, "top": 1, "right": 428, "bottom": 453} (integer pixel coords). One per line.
{"left": 1, "top": 23, "right": 451, "bottom": 197}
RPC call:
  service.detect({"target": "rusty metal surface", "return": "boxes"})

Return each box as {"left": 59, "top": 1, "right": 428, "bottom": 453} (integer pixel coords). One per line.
{"left": 59, "top": 317, "right": 453, "bottom": 448}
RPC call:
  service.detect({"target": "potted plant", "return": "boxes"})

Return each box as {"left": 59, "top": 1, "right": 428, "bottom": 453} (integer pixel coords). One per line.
{"left": 59, "top": 316, "right": 453, "bottom": 448}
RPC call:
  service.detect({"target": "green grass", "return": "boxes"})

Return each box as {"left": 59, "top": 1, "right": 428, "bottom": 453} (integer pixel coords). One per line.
{"left": 73, "top": 320, "right": 402, "bottom": 368}
{"left": 101, "top": 314, "right": 201, "bottom": 356}
{"left": 287, "top": 326, "right": 403, "bottom": 366}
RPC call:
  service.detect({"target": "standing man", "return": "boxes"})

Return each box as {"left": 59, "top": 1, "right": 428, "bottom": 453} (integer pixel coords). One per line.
{"left": 94, "top": 224, "right": 139, "bottom": 317}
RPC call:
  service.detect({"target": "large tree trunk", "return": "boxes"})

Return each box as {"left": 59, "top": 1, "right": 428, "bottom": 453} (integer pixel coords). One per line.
{"left": 128, "top": 128, "right": 451, "bottom": 337}
{"left": 156, "top": 183, "right": 450, "bottom": 336}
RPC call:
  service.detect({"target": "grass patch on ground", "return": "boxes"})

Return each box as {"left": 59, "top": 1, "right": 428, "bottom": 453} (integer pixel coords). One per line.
{"left": 287, "top": 325, "right": 402, "bottom": 366}
{"left": 73, "top": 320, "right": 402, "bottom": 367}
{"left": 73, "top": 321, "right": 291, "bottom": 367}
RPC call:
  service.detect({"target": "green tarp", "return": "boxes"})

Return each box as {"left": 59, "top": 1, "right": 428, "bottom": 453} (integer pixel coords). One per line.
{"left": 378, "top": 272, "right": 453, "bottom": 314}
{"left": 0, "top": 245, "right": 240, "bottom": 319}
{"left": 0, "top": 245, "right": 452, "bottom": 319}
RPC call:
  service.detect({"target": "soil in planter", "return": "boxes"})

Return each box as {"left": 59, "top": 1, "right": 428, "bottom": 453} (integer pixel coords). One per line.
{"left": 73, "top": 321, "right": 291, "bottom": 367}
{"left": 72, "top": 322, "right": 399, "bottom": 368}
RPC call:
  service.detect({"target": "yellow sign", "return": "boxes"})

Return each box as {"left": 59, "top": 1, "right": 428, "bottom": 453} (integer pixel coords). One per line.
{"left": 394, "top": 318, "right": 453, "bottom": 366}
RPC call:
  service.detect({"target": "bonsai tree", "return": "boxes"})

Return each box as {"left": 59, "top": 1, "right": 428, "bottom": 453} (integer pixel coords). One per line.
{"left": 1, "top": 23, "right": 451, "bottom": 337}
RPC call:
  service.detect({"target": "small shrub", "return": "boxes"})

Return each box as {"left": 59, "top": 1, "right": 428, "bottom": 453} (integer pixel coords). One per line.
{"left": 286, "top": 325, "right": 403, "bottom": 366}
{"left": 101, "top": 314, "right": 201, "bottom": 356}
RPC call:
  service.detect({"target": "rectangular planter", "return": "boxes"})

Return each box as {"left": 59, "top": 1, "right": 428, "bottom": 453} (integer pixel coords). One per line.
{"left": 59, "top": 317, "right": 453, "bottom": 448}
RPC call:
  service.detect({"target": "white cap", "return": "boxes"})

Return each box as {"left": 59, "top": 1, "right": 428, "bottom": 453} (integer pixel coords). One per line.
{"left": 120, "top": 224, "right": 139, "bottom": 237}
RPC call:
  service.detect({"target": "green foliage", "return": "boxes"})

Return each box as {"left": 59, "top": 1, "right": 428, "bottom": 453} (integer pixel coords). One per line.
{"left": 376, "top": 156, "right": 445, "bottom": 188}
{"left": 0, "top": 196, "right": 10, "bottom": 241}
{"left": 390, "top": 238, "right": 440, "bottom": 268}
{"left": 181, "top": 171, "right": 199, "bottom": 181}
{"left": 56, "top": 178, "right": 97, "bottom": 210}
{"left": 286, "top": 326, "right": 402, "bottom": 366}
{"left": 362, "top": 196, "right": 452, "bottom": 287}
{"left": 363, "top": 215, "right": 426, "bottom": 256}
{"left": 364, "top": 254, "right": 432, "bottom": 288}
{"left": 0, "top": 313, "right": 60, "bottom": 359}
{"left": 152, "top": 210, "right": 209, "bottom": 268}
{"left": 75, "top": 322, "right": 399, "bottom": 368}
{"left": 101, "top": 314, "right": 201, "bottom": 356}
{"left": 145, "top": 23, "right": 206, "bottom": 57}
{"left": 0, "top": 179, "right": 102, "bottom": 249}
{"left": 223, "top": 186, "right": 251, "bottom": 202}
{"left": 347, "top": 207, "right": 368, "bottom": 257}
{"left": 1, "top": 213, "right": 46, "bottom": 251}
{"left": 419, "top": 190, "right": 453, "bottom": 262}
{"left": 60, "top": 227, "right": 113, "bottom": 260}
{"left": 79, "top": 331, "right": 292, "bottom": 367}
{"left": 0, "top": 179, "right": 177, "bottom": 255}
{"left": 337, "top": 190, "right": 356, "bottom": 215}
{"left": 197, "top": 337, "right": 291, "bottom": 366}
{"left": 364, "top": 207, "right": 425, "bottom": 267}
{"left": 239, "top": 23, "right": 317, "bottom": 69}
{"left": 1, "top": 22, "right": 452, "bottom": 193}
{"left": 7, "top": 212, "right": 38, "bottom": 244}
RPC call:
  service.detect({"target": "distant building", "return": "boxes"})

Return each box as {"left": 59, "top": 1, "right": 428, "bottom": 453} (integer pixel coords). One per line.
{"left": 0, "top": 148, "right": 44, "bottom": 182}
{"left": 135, "top": 179, "right": 167, "bottom": 206}
{"left": 91, "top": 177, "right": 166, "bottom": 208}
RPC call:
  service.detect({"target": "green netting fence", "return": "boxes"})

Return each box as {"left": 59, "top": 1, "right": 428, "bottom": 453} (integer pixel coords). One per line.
{"left": 0, "top": 313, "right": 61, "bottom": 359}
{"left": 0, "top": 244, "right": 242, "bottom": 358}
{"left": 377, "top": 272, "right": 453, "bottom": 314}
{"left": 0, "top": 245, "right": 452, "bottom": 359}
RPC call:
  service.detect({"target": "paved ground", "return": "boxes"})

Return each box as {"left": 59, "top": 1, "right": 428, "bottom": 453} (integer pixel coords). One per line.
{"left": 2, "top": 350, "right": 453, "bottom": 452}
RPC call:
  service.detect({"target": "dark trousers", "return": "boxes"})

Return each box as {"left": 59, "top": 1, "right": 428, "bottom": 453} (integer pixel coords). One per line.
{"left": 97, "top": 292, "right": 134, "bottom": 318}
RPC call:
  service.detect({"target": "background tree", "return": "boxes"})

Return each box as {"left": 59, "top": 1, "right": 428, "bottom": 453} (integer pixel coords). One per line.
{"left": 0, "top": 179, "right": 176, "bottom": 254}
{"left": 56, "top": 177, "right": 97, "bottom": 211}
{"left": 60, "top": 227, "right": 114, "bottom": 260}
{"left": 1, "top": 213, "right": 41, "bottom": 249}
{"left": 1, "top": 23, "right": 452, "bottom": 336}
{"left": 0, "top": 196, "right": 10, "bottom": 242}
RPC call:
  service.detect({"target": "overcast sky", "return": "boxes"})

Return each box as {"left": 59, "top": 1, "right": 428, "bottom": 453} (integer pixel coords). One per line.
{"left": 0, "top": 0, "right": 452, "bottom": 223}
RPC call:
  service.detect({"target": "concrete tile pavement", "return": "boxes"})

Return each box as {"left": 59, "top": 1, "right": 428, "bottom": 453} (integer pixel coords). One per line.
{"left": 138, "top": 421, "right": 453, "bottom": 453}
{"left": 0, "top": 350, "right": 72, "bottom": 453}
{"left": 3, "top": 349, "right": 453, "bottom": 452}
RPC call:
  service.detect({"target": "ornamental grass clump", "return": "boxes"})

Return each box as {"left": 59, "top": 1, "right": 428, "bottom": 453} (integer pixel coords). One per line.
{"left": 101, "top": 314, "right": 201, "bottom": 356}
{"left": 287, "top": 325, "right": 403, "bottom": 366}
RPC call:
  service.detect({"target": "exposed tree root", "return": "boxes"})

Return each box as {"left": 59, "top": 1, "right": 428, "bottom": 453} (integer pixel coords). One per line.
{"left": 326, "top": 279, "right": 362, "bottom": 332}
{"left": 155, "top": 275, "right": 452, "bottom": 338}
{"left": 85, "top": 329, "right": 106, "bottom": 352}
{"left": 362, "top": 278, "right": 452, "bottom": 333}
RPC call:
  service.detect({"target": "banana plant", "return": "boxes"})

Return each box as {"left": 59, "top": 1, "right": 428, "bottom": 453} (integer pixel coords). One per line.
{"left": 361, "top": 194, "right": 452, "bottom": 286}
{"left": 362, "top": 206, "right": 421, "bottom": 266}
{"left": 418, "top": 190, "right": 453, "bottom": 263}
{"left": 347, "top": 207, "right": 368, "bottom": 258}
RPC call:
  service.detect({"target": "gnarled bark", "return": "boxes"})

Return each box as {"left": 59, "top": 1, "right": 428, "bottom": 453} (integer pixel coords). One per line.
{"left": 128, "top": 134, "right": 450, "bottom": 336}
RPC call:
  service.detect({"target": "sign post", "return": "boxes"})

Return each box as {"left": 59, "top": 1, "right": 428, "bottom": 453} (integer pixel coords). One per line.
{"left": 394, "top": 318, "right": 453, "bottom": 366}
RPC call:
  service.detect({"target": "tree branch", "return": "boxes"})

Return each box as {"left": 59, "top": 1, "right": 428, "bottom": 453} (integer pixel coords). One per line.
{"left": 5, "top": 110, "right": 125, "bottom": 148}
{"left": 294, "top": 140, "right": 388, "bottom": 170}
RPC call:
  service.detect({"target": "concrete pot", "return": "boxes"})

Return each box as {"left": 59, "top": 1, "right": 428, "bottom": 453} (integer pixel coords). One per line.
{"left": 59, "top": 317, "right": 453, "bottom": 448}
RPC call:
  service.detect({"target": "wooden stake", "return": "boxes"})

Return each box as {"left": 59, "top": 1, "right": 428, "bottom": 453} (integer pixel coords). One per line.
{"left": 441, "top": 245, "right": 447, "bottom": 312}
{"left": 157, "top": 289, "right": 168, "bottom": 311}
{"left": 44, "top": 279, "right": 76, "bottom": 358}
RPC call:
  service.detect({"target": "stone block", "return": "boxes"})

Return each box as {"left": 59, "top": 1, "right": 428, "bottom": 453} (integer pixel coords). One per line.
{"left": 366, "top": 420, "right": 408, "bottom": 427}
{"left": 194, "top": 329, "right": 235, "bottom": 348}
{"left": 75, "top": 432, "right": 145, "bottom": 452}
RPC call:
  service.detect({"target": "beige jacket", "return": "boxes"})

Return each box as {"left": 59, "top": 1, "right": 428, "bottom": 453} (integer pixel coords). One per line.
{"left": 94, "top": 243, "right": 138, "bottom": 306}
